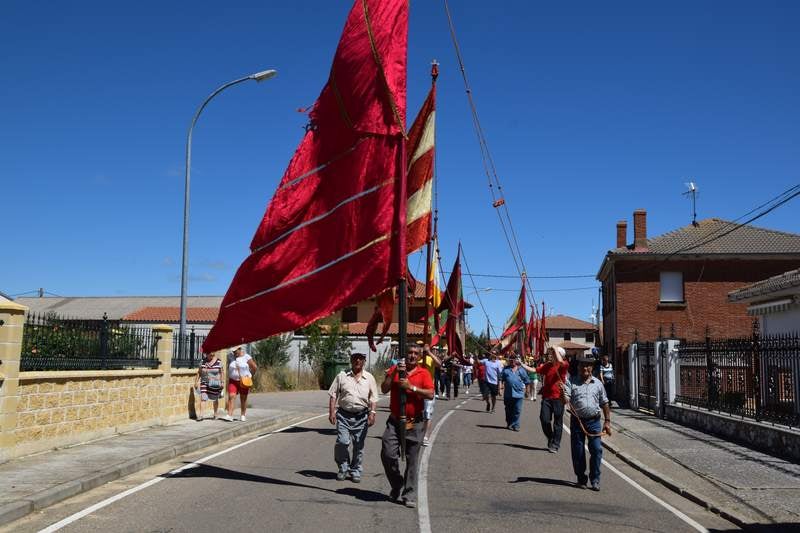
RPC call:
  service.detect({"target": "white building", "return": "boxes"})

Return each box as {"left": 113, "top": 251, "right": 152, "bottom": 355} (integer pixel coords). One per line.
{"left": 728, "top": 268, "right": 800, "bottom": 336}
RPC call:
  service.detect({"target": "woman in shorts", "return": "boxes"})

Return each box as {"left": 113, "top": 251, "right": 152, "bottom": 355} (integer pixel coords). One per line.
{"left": 222, "top": 346, "right": 257, "bottom": 422}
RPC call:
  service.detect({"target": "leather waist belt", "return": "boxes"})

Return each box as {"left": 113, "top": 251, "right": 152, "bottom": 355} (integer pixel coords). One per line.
{"left": 338, "top": 409, "right": 369, "bottom": 417}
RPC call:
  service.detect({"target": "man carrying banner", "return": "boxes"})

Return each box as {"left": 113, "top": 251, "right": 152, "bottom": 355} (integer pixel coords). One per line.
{"left": 537, "top": 346, "right": 569, "bottom": 453}
{"left": 380, "top": 345, "right": 435, "bottom": 507}
{"left": 328, "top": 352, "right": 378, "bottom": 483}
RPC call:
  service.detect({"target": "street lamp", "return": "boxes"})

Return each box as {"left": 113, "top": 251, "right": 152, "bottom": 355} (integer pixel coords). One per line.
{"left": 179, "top": 69, "right": 278, "bottom": 359}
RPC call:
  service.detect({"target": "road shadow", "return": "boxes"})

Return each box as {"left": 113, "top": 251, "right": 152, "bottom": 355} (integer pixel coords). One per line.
{"left": 476, "top": 442, "right": 548, "bottom": 452}
{"left": 167, "top": 463, "right": 387, "bottom": 502}
{"left": 475, "top": 424, "right": 508, "bottom": 430}
{"left": 297, "top": 469, "right": 338, "bottom": 480}
{"left": 506, "top": 443, "right": 549, "bottom": 452}
{"left": 281, "top": 426, "right": 337, "bottom": 436}
{"left": 510, "top": 476, "right": 576, "bottom": 488}
{"left": 460, "top": 409, "right": 487, "bottom": 413}
{"left": 710, "top": 526, "right": 800, "bottom": 533}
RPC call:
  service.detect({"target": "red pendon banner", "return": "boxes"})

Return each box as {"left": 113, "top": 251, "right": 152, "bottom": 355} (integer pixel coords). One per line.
{"left": 204, "top": 0, "right": 408, "bottom": 352}
{"left": 405, "top": 84, "right": 435, "bottom": 254}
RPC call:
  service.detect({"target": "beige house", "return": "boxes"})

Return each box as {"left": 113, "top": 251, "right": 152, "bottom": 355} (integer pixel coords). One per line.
{"left": 545, "top": 314, "right": 599, "bottom": 356}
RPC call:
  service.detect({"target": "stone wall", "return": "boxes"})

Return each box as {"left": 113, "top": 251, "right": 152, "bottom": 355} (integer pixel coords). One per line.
{"left": 666, "top": 403, "right": 800, "bottom": 462}
{"left": 14, "top": 371, "right": 164, "bottom": 454}
{"left": 0, "top": 305, "right": 224, "bottom": 463}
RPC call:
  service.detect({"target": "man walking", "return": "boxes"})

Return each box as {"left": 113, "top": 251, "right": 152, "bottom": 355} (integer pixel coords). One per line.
{"left": 328, "top": 352, "right": 378, "bottom": 483}
{"left": 562, "top": 357, "right": 612, "bottom": 490}
{"left": 420, "top": 343, "right": 442, "bottom": 446}
{"left": 482, "top": 351, "right": 504, "bottom": 413}
{"left": 537, "top": 346, "right": 569, "bottom": 453}
{"left": 500, "top": 354, "right": 529, "bottom": 431}
{"left": 380, "top": 345, "right": 435, "bottom": 508}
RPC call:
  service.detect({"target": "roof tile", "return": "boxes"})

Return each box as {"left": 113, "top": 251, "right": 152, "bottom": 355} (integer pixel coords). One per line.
{"left": 611, "top": 218, "right": 800, "bottom": 256}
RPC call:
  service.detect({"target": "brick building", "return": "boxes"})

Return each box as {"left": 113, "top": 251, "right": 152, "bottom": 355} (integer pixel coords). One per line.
{"left": 598, "top": 210, "right": 800, "bottom": 401}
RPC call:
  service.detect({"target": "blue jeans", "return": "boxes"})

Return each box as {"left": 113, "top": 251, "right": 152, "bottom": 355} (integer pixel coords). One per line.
{"left": 463, "top": 373, "right": 472, "bottom": 387}
{"left": 335, "top": 410, "right": 369, "bottom": 475}
{"left": 570, "top": 416, "right": 603, "bottom": 485}
{"left": 504, "top": 397, "right": 523, "bottom": 430}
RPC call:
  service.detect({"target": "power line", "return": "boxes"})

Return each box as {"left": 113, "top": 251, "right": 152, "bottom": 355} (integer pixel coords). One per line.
{"left": 443, "top": 271, "right": 595, "bottom": 279}
{"left": 466, "top": 286, "right": 598, "bottom": 293}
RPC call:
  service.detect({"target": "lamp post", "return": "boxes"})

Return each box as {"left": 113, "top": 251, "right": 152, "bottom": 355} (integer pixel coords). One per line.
{"left": 179, "top": 69, "right": 278, "bottom": 359}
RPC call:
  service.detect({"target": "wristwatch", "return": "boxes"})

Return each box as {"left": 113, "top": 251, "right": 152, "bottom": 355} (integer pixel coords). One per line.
{"left": 369, "top": 410, "right": 377, "bottom": 414}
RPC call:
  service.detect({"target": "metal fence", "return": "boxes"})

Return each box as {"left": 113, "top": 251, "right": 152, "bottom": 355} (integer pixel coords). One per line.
{"left": 172, "top": 328, "right": 206, "bottom": 368}
{"left": 21, "top": 312, "right": 160, "bottom": 371}
{"left": 675, "top": 322, "right": 800, "bottom": 428}
{"left": 636, "top": 340, "right": 657, "bottom": 412}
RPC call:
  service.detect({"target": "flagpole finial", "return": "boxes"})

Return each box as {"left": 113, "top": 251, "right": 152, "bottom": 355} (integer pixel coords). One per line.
{"left": 431, "top": 60, "right": 439, "bottom": 83}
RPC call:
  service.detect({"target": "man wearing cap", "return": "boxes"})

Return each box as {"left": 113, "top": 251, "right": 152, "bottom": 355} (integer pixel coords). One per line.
{"left": 328, "top": 352, "right": 379, "bottom": 483}
{"left": 561, "top": 356, "right": 612, "bottom": 491}
{"left": 380, "top": 344, "right": 434, "bottom": 508}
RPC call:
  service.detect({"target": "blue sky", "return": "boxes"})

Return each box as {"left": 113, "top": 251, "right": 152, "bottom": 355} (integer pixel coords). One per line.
{"left": 3, "top": 1, "right": 799, "bottom": 336}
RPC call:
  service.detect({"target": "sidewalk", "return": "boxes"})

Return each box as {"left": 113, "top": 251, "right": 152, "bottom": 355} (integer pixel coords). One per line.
{"left": 601, "top": 407, "right": 800, "bottom": 529}
{"left": 0, "top": 405, "right": 314, "bottom": 527}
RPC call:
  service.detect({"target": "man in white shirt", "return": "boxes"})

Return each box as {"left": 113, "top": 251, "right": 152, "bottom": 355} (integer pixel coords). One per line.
{"left": 328, "top": 352, "right": 378, "bottom": 483}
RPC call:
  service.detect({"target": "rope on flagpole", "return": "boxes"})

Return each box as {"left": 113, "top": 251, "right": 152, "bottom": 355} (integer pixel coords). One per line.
{"left": 442, "top": 0, "right": 538, "bottom": 311}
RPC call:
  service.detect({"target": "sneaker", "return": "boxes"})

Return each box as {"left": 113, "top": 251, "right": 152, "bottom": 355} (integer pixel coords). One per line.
{"left": 196, "top": 415, "right": 204, "bottom": 422}
{"left": 240, "top": 415, "right": 246, "bottom": 422}
{"left": 389, "top": 488, "right": 401, "bottom": 502}
{"left": 403, "top": 498, "right": 417, "bottom": 508}
{"left": 350, "top": 472, "right": 361, "bottom": 483}
{"left": 548, "top": 446, "right": 557, "bottom": 453}
{"left": 576, "top": 476, "right": 588, "bottom": 489}
{"left": 221, "top": 415, "right": 233, "bottom": 422}
{"left": 336, "top": 470, "right": 348, "bottom": 481}
{"left": 512, "top": 427, "right": 520, "bottom": 432}
{"left": 422, "top": 437, "right": 430, "bottom": 447}
{"left": 590, "top": 481, "right": 600, "bottom": 491}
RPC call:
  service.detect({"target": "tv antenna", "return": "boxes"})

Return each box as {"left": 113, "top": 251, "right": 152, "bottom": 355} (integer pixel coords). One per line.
{"left": 682, "top": 181, "right": 699, "bottom": 226}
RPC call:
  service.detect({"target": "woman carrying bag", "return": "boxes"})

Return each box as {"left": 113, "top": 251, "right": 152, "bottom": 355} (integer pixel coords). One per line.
{"left": 222, "top": 346, "right": 257, "bottom": 422}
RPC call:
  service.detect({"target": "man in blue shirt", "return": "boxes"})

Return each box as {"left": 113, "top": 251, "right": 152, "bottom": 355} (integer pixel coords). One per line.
{"left": 481, "top": 351, "right": 504, "bottom": 413}
{"left": 500, "top": 354, "right": 530, "bottom": 431}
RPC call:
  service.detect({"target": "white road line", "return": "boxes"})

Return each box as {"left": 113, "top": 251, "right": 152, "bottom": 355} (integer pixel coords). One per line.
{"left": 38, "top": 413, "right": 328, "bottom": 533}
{"left": 562, "top": 424, "right": 708, "bottom": 533}
{"left": 418, "top": 404, "right": 457, "bottom": 533}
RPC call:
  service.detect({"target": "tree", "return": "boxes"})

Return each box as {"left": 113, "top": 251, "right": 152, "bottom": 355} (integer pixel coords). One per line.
{"left": 251, "top": 333, "right": 293, "bottom": 368}
{"left": 466, "top": 330, "right": 490, "bottom": 356}
{"left": 300, "top": 319, "right": 352, "bottom": 377}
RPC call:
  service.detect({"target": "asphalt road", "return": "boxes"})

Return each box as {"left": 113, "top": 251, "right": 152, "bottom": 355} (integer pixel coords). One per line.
{"left": 6, "top": 390, "right": 738, "bottom": 533}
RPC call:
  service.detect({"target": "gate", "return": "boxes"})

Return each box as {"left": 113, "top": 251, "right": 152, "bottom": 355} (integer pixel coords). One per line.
{"left": 637, "top": 341, "right": 656, "bottom": 412}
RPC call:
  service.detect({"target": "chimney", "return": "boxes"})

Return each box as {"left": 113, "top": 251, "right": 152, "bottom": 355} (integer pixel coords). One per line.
{"left": 633, "top": 209, "right": 647, "bottom": 250}
{"left": 616, "top": 220, "right": 627, "bottom": 249}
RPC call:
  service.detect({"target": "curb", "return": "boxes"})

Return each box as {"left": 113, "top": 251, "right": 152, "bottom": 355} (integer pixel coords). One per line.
{"left": 0, "top": 412, "right": 309, "bottom": 528}
{"left": 602, "top": 432, "right": 753, "bottom": 529}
